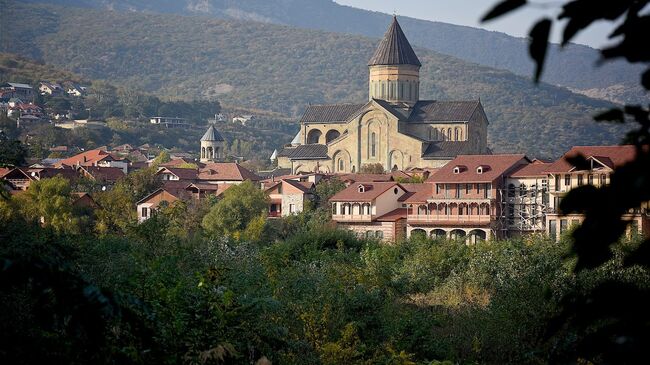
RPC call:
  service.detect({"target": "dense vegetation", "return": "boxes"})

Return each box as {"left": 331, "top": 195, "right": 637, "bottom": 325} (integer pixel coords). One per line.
{"left": 1, "top": 175, "right": 647, "bottom": 364}
{"left": 20, "top": 0, "right": 647, "bottom": 103}
{"left": 0, "top": 1, "right": 633, "bottom": 158}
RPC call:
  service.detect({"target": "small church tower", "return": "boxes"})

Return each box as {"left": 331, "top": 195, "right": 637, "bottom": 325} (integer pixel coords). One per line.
{"left": 200, "top": 124, "right": 225, "bottom": 163}
{"left": 368, "top": 16, "right": 421, "bottom": 104}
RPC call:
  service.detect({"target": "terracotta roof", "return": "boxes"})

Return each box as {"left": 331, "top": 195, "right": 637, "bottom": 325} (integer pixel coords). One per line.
{"left": 0, "top": 167, "right": 10, "bottom": 178}
{"left": 509, "top": 159, "right": 551, "bottom": 177}
{"left": 300, "top": 103, "right": 365, "bottom": 123}
{"left": 80, "top": 166, "right": 125, "bottom": 183}
{"left": 284, "top": 179, "right": 315, "bottom": 193}
{"left": 399, "top": 183, "right": 434, "bottom": 203}
{"left": 186, "top": 182, "right": 232, "bottom": 196}
{"left": 136, "top": 187, "right": 181, "bottom": 205}
{"left": 159, "top": 167, "right": 199, "bottom": 181}
{"left": 408, "top": 100, "right": 481, "bottom": 122}
{"left": 430, "top": 154, "right": 529, "bottom": 183}
{"left": 544, "top": 145, "right": 636, "bottom": 173}
{"left": 278, "top": 144, "right": 329, "bottom": 160}
{"left": 198, "top": 163, "right": 261, "bottom": 181}
{"left": 338, "top": 173, "right": 394, "bottom": 183}
{"left": 376, "top": 208, "right": 408, "bottom": 222}
{"left": 201, "top": 124, "right": 224, "bottom": 142}
{"left": 330, "top": 182, "right": 404, "bottom": 202}
{"left": 28, "top": 167, "right": 79, "bottom": 180}
{"left": 368, "top": 16, "right": 421, "bottom": 67}
{"left": 57, "top": 149, "right": 112, "bottom": 167}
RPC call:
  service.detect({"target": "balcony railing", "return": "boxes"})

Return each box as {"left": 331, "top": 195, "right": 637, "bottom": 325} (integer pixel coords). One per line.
{"left": 268, "top": 211, "right": 281, "bottom": 218}
{"left": 407, "top": 214, "right": 493, "bottom": 224}
{"left": 332, "top": 214, "right": 372, "bottom": 222}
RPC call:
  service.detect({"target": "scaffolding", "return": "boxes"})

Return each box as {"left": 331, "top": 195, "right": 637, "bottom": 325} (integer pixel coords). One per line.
{"left": 497, "top": 183, "right": 549, "bottom": 235}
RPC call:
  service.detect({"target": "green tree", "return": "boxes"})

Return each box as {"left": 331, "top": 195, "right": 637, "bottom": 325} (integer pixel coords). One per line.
{"left": 0, "top": 131, "right": 27, "bottom": 167}
{"left": 359, "top": 163, "right": 385, "bottom": 174}
{"left": 202, "top": 181, "right": 269, "bottom": 239}
{"left": 314, "top": 177, "right": 346, "bottom": 209}
{"left": 14, "top": 176, "right": 80, "bottom": 234}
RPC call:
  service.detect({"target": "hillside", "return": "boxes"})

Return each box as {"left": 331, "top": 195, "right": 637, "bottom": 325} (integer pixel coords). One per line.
{"left": 18, "top": 0, "right": 648, "bottom": 104}
{"left": 0, "top": 1, "right": 631, "bottom": 158}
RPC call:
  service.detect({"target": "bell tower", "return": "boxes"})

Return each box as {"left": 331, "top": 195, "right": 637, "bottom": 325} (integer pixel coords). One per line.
{"left": 368, "top": 16, "right": 421, "bottom": 104}
{"left": 200, "top": 124, "right": 225, "bottom": 163}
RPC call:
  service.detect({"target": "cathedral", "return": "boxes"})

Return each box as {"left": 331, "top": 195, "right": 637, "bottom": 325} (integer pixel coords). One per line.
{"left": 277, "top": 16, "right": 489, "bottom": 174}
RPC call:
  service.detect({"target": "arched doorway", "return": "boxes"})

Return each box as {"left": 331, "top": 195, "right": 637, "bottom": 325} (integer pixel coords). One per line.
{"left": 431, "top": 229, "right": 446, "bottom": 239}
{"left": 450, "top": 229, "right": 466, "bottom": 241}
{"left": 411, "top": 229, "right": 427, "bottom": 239}
{"left": 468, "top": 229, "right": 487, "bottom": 244}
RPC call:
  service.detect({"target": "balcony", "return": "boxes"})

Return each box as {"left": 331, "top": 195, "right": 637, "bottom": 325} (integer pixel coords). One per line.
{"left": 268, "top": 211, "right": 281, "bottom": 218}
{"left": 407, "top": 214, "right": 493, "bottom": 225}
{"left": 332, "top": 214, "right": 373, "bottom": 222}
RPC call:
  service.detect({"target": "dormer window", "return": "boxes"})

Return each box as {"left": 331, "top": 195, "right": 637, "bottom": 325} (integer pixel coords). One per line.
{"left": 453, "top": 165, "right": 467, "bottom": 174}
{"left": 476, "top": 165, "right": 489, "bottom": 174}
{"left": 358, "top": 185, "right": 365, "bottom": 193}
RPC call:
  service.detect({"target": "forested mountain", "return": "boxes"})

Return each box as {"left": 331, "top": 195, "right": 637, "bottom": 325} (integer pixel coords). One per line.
{"left": 0, "top": 1, "right": 631, "bottom": 158}
{"left": 18, "top": 0, "right": 648, "bottom": 103}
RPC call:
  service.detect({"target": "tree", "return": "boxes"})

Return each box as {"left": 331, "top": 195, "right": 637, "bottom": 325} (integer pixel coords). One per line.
{"left": 202, "top": 181, "right": 269, "bottom": 239}
{"left": 314, "top": 177, "right": 346, "bottom": 209}
{"left": 0, "top": 131, "right": 27, "bottom": 167}
{"left": 483, "top": 0, "right": 650, "bottom": 362}
{"left": 14, "top": 176, "right": 80, "bottom": 234}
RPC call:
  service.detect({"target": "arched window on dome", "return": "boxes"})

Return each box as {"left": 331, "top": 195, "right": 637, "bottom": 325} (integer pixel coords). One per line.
{"left": 447, "top": 128, "right": 452, "bottom": 141}
{"left": 455, "top": 128, "right": 460, "bottom": 141}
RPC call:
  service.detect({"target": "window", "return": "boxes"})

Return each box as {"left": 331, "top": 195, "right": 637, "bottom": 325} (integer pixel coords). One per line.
{"left": 577, "top": 174, "right": 584, "bottom": 186}
{"left": 338, "top": 159, "right": 344, "bottom": 171}
{"left": 289, "top": 204, "right": 296, "bottom": 213}
{"left": 476, "top": 184, "right": 481, "bottom": 194}
{"left": 549, "top": 220, "right": 557, "bottom": 239}
{"left": 332, "top": 204, "right": 337, "bottom": 215}
{"left": 365, "top": 231, "right": 374, "bottom": 239}
{"left": 141, "top": 207, "right": 148, "bottom": 218}
{"left": 394, "top": 188, "right": 399, "bottom": 194}
{"left": 564, "top": 175, "right": 571, "bottom": 186}
{"left": 436, "top": 184, "right": 441, "bottom": 195}
{"left": 484, "top": 184, "right": 490, "bottom": 198}
{"left": 455, "top": 184, "right": 461, "bottom": 198}
{"left": 588, "top": 174, "right": 593, "bottom": 185}
{"left": 560, "top": 219, "right": 568, "bottom": 234}
{"left": 466, "top": 184, "right": 471, "bottom": 194}
{"left": 600, "top": 174, "right": 607, "bottom": 186}
{"left": 432, "top": 128, "right": 438, "bottom": 141}
{"left": 555, "top": 175, "right": 561, "bottom": 191}
{"left": 370, "top": 132, "right": 377, "bottom": 157}
{"left": 447, "top": 128, "right": 452, "bottom": 140}
{"left": 375, "top": 230, "right": 383, "bottom": 239}
{"left": 455, "top": 128, "right": 460, "bottom": 141}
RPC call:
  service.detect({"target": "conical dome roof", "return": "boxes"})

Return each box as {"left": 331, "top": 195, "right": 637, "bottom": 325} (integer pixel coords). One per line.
{"left": 201, "top": 124, "right": 224, "bottom": 142}
{"left": 368, "top": 16, "right": 421, "bottom": 67}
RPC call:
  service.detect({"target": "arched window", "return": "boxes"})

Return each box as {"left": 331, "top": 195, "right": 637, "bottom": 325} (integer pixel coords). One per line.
{"left": 432, "top": 128, "right": 438, "bottom": 141}
{"left": 338, "top": 159, "right": 344, "bottom": 172}
{"left": 325, "top": 130, "right": 340, "bottom": 143}
{"left": 455, "top": 128, "right": 460, "bottom": 141}
{"left": 201, "top": 147, "right": 205, "bottom": 159}
{"left": 307, "top": 129, "right": 322, "bottom": 144}
{"left": 370, "top": 132, "right": 377, "bottom": 157}
{"left": 447, "top": 128, "right": 452, "bottom": 140}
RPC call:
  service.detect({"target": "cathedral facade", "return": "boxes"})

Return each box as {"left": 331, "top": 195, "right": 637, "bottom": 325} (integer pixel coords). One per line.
{"left": 277, "top": 16, "right": 489, "bottom": 174}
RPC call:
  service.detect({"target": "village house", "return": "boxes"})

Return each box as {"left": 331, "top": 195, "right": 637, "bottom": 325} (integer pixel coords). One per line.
{"left": 503, "top": 159, "right": 551, "bottom": 235}
{"left": 56, "top": 149, "right": 130, "bottom": 173}
{"left": 77, "top": 166, "right": 126, "bottom": 187}
{"left": 330, "top": 181, "right": 410, "bottom": 241}
{"left": 404, "top": 154, "right": 530, "bottom": 243}
{"left": 66, "top": 84, "right": 86, "bottom": 97}
{"left": 545, "top": 145, "right": 649, "bottom": 240}
{"left": 39, "top": 82, "right": 64, "bottom": 96}
{"left": 136, "top": 187, "right": 183, "bottom": 223}
{"left": 265, "top": 179, "right": 316, "bottom": 217}
{"left": 0, "top": 167, "right": 79, "bottom": 191}
{"left": 149, "top": 116, "right": 190, "bottom": 129}
{"left": 232, "top": 115, "right": 254, "bottom": 125}
{"left": 0, "top": 82, "right": 35, "bottom": 99}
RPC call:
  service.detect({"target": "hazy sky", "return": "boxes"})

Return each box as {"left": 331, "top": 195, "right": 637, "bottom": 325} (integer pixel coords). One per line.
{"left": 335, "top": 0, "right": 617, "bottom": 49}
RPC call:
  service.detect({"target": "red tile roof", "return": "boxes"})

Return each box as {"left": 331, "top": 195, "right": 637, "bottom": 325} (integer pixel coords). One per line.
{"left": 399, "top": 183, "right": 434, "bottom": 203}
{"left": 376, "top": 208, "right": 408, "bottom": 222}
{"left": 508, "top": 159, "right": 551, "bottom": 177}
{"left": 284, "top": 179, "right": 315, "bottom": 193}
{"left": 0, "top": 168, "right": 10, "bottom": 178}
{"left": 81, "top": 166, "right": 125, "bottom": 183}
{"left": 57, "top": 149, "right": 112, "bottom": 167}
{"left": 337, "top": 173, "right": 394, "bottom": 183}
{"left": 330, "top": 182, "right": 404, "bottom": 202}
{"left": 544, "top": 145, "right": 636, "bottom": 173}
{"left": 159, "top": 167, "right": 199, "bottom": 181}
{"left": 198, "top": 163, "right": 261, "bottom": 182}
{"left": 429, "top": 154, "right": 529, "bottom": 183}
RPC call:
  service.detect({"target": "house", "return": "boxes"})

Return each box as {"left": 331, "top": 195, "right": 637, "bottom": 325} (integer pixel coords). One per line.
{"left": 27, "top": 167, "right": 79, "bottom": 182}
{"left": 0, "top": 168, "right": 32, "bottom": 190}
{"left": 232, "top": 115, "right": 253, "bottom": 125}
{"left": 66, "top": 84, "right": 86, "bottom": 96}
{"left": 149, "top": 116, "right": 190, "bottom": 129}
{"left": 39, "top": 82, "right": 64, "bottom": 96}
{"left": 156, "top": 167, "right": 199, "bottom": 182}
{"left": 136, "top": 188, "right": 181, "bottom": 223}
{"left": 197, "top": 162, "right": 261, "bottom": 184}
{"left": 0, "top": 82, "right": 35, "bottom": 99}
{"left": 330, "top": 182, "right": 410, "bottom": 241}
{"left": 77, "top": 166, "right": 126, "bottom": 186}
{"left": 185, "top": 182, "right": 231, "bottom": 200}
{"left": 57, "top": 149, "right": 129, "bottom": 173}
{"left": 544, "top": 145, "right": 648, "bottom": 240}
{"left": 265, "top": 179, "right": 316, "bottom": 217}
{"left": 404, "top": 154, "right": 530, "bottom": 242}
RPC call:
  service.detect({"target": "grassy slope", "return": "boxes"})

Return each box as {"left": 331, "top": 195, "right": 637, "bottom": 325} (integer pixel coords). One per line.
{"left": 1, "top": 2, "right": 630, "bottom": 158}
